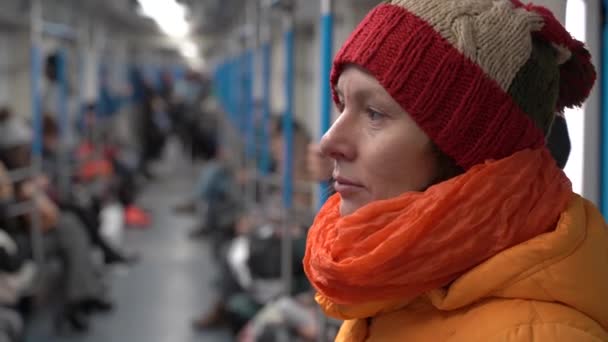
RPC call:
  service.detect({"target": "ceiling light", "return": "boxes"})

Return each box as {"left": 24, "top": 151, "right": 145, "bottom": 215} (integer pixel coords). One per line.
{"left": 181, "top": 41, "right": 199, "bottom": 59}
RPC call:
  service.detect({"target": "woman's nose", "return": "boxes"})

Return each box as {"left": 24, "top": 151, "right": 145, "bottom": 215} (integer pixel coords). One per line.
{"left": 319, "top": 113, "right": 356, "bottom": 162}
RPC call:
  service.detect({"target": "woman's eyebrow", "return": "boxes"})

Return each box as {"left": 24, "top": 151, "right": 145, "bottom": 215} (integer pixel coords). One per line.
{"left": 336, "top": 86, "right": 370, "bottom": 99}
{"left": 335, "top": 83, "right": 387, "bottom": 103}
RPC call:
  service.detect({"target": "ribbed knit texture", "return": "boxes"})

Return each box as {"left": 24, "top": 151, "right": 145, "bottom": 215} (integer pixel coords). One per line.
{"left": 331, "top": 0, "right": 596, "bottom": 169}
{"left": 332, "top": 4, "right": 543, "bottom": 169}
{"left": 390, "top": 0, "right": 544, "bottom": 92}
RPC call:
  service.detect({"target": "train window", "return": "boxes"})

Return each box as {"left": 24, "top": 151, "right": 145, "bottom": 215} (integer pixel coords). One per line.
{"left": 564, "top": 0, "right": 587, "bottom": 195}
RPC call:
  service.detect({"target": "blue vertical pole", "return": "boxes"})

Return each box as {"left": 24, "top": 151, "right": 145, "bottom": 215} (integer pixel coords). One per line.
{"left": 602, "top": 0, "right": 608, "bottom": 215}
{"left": 283, "top": 21, "right": 295, "bottom": 210}
{"left": 230, "top": 58, "right": 239, "bottom": 128}
{"left": 220, "top": 62, "right": 228, "bottom": 116}
{"left": 227, "top": 60, "right": 233, "bottom": 122}
{"left": 280, "top": 8, "right": 296, "bottom": 300}
{"left": 246, "top": 50, "right": 256, "bottom": 160}
{"left": 319, "top": 0, "right": 334, "bottom": 207}
{"left": 261, "top": 42, "right": 272, "bottom": 175}
{"left": 30, "top": 46, "right": 43, "bottom": 162}
{"left": 239, "top": 53, "right": 246, "bottom": 135}
{"left": 228, "top": 59, "right": 233, "bottom": 125}
{"left": 234, "top": 57, "right": 238, "bottom": 125}
{"left": 213, "top": 65, "right": 220, "bottom": 106}
{"left": 224, "top": 61, "right": 231, "bottom": 123}
{"left": 215, "top": 64, "right": 223, "bottom": 110}
{"left": 241, "top": 52, "right": 250, "bottom": 138}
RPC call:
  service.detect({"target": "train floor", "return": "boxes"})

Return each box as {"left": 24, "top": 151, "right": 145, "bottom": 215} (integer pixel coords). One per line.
{"left": 25, "top": 144, "right": 232, "bottom": 342}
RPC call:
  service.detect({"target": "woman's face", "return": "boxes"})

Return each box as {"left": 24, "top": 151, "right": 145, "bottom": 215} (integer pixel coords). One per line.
{"left": 320, "top": 66, "right": 439, "bottom": 216}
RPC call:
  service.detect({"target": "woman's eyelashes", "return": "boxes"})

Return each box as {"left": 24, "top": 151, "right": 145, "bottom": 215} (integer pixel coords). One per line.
{"left": 367, "top": 107, "right": 385, "bottom": 121}
{"left": 365, "top": 107, "right": 389, "bottom": 130}
{"left": 334, "top": 94, "right": 388, "bottom": 126}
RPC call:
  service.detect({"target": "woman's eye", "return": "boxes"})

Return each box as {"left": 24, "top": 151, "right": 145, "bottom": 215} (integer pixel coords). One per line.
{"left": 367, "top": 108, "right": 385, "bottom": 121}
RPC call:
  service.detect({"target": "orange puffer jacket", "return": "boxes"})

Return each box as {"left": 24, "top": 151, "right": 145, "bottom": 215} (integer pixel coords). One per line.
{"left": 331, "top": 195, "right": 608, "bottom": 341}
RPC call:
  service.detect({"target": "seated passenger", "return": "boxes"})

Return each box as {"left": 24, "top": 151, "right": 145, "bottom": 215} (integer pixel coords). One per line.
{"left": 0, "top": 115, "right": 113, "bottom": 334}
{"left": 41, "top": 115, "right": 138, "bottom": 265}
{"left": 191, "top": 117, "right": 314, "bottom": 334}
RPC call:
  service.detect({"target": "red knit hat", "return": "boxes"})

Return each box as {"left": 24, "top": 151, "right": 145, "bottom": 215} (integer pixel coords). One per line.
{"left": 331, "top": 0, "right": 596, "bottom": 169}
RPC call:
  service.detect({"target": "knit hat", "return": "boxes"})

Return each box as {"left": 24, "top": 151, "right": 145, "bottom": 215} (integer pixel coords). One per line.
{"left": 331, "top": 0, "right": 596, "bottom": 169}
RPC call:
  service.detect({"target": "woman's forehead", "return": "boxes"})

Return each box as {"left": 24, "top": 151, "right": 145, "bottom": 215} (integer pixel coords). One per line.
{"left": 336, "top": 66, "right": 385, "bottom": 98}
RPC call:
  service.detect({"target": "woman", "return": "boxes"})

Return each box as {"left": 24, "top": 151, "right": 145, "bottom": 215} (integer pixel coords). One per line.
{"left": 303, "top": 1, "right": 608, "bottom": 341}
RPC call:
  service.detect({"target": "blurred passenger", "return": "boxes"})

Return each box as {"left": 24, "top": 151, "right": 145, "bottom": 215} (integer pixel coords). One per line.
{"left": 0, "top": 163, "right": 28, "bottom": 342}
{"left": 0, "top": 114, "right": 113, "bottom": 334}
{"left": 76, "top": 103, "right": 150, "bottom": 229}
{"left": 269, "top": 116, "right": 313, "bottom": 207}
{"left": 171, "top": 70, "right": 216, "bottom": 161}
{"left": 189, "top": 76, "right": 217, "bottom": 161}
{"left": 42, "top": 53, "right": 60, "bottom": 125}
{"left": 139, "top": 86, "right": 171, "bottom": 178}
{"left": 0, "top": 308, "right": 22, "bottom": 342}
{"left": 185, "top": 142, "right": 239, "bottom": 242}
{"left": 0, "top": 111, "right": 32, "bottom": 172}
{"left": 98, "top": 68, "right": 128, "bottom": 121}
{"left": 172, "top": 87, "right": 221, "bottom": 212}
{"left": 237, "top": 294, "right": 319, "bottom": 342}
{"left": 303, "top": 1, "right": 607, "bottom": 341}
{"left": 306, "top": 143, "right": 333, "bottom": 183}
{"left": 191, "top": 116, "right": 313, "bottom": 335}
{"left": 16, "top": 180, "right": 112, "bottom": 333}
{"left": 0, "top": 162, "right": 36, "bottom": 295}
{"left": 159, "top": 69, "right": 174, "bottom": 106}
{"left": 42, "top": 52, "right": 80, "bottom": 150}
{"left": 42, "top": 115, "right": 137, "bottom": 264}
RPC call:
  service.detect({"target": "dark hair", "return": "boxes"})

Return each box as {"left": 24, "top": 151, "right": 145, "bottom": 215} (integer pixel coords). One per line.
{"left": 431, "top": 144, "right": 464, "bottom": 185}
{"left": 547, "top": 116, "right": 571, "bottom": 169}
{"left": 270, "top": 115, "right": 310, "bottom": 142}
{"left": 45, "top": 53, "right": 58, "bottom": 82}
{"left": 0, "top": 146, "right": 31, "bottom": 171}
{"left": 0, "top": 107, "right": 11, "bottom": 122}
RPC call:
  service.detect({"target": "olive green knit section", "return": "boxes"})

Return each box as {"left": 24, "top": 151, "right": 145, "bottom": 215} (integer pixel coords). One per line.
{"left": 508, "top": 38, "right": 560, "bottom": 136}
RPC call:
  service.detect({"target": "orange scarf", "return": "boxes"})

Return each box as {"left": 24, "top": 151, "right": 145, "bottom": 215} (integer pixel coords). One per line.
{"left": 304, "top": 148, "right": 572, "bottom": 318}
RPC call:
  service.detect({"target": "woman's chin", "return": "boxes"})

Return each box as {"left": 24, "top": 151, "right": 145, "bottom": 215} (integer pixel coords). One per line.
{"left": 339, "top": 199, "right": 363, "bottom": 216}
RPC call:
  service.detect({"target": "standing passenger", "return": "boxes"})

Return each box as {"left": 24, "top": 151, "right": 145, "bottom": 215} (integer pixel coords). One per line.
{"left": 304, "top": 1, "right": 608, "bottom": 341}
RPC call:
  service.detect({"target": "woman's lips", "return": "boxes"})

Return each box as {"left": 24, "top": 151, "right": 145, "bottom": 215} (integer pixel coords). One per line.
{"left": 333, "top": 176, "right": 364, "bottom": 196}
